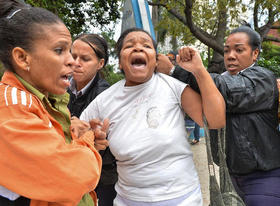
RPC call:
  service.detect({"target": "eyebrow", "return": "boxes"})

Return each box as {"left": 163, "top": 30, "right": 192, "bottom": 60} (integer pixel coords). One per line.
{"left": 224, "top": 43, "right": 245, "bottom": 48}
{"left": 55, "top": 40, "right": 71, "bottom": 47}
{"left": 124, "top": 37, "right": 152, "bottom": 44}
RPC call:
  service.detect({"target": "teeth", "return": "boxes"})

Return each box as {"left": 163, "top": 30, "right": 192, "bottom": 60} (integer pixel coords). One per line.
{"left": 133, "top": 64, "right": 145, "bottom": 66}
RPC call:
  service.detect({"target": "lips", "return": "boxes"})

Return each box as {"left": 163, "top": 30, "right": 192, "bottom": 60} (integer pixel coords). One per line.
{"left": 60, "top": 72, "right": 72, "bottom": 87}
{"left": 227, "top": 64, "right": 238, "bottom": 69}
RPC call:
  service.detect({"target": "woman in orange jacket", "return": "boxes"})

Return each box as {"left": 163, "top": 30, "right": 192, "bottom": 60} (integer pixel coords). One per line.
{"left": 0, "top": 1, "right": 107, "bottom": 206}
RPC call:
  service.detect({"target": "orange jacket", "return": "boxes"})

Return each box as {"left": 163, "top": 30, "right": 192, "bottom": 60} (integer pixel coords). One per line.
{"left": 0, "top": 72, "right": 102, "bottom": 206}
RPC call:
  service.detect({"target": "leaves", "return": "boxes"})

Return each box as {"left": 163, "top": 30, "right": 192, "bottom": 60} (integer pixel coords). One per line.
{"left": 25, "top": 0, "right": 121, "bottom": 36}
{"left": 152, "top": 0, "right": 280, "bottom": 74}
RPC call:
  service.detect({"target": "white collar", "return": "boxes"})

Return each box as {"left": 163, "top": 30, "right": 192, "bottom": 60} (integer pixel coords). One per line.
{"left": 69, "top": 75, "right": 96, "bottom": 97}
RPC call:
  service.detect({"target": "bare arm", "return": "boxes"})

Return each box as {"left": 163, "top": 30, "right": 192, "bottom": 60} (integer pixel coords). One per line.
{"left": 178, "top": 46, "right": 225, "bottom": 129}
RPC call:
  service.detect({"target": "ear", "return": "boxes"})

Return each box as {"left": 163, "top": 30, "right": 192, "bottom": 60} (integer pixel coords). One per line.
{"left": 97, "top": 58, "right": 105, "bottom": 71}
{"left": 12, "top": 47, "right": 31, "bottom": 72}
{"left": 252, "top": 48, "right": 259, "bottom": 62}
{"left": 119, "top": 62, "right": 123, "bottom": 70}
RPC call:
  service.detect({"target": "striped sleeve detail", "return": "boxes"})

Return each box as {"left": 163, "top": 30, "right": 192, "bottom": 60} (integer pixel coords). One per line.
{"left": 20, "top": 91, "right": 27, "bottom": 106}
{"left": 29, "top": 93, "right": 32, "bottom": 108}
{"left": 2, "top": 86, "right": 33, "bottom": 107}
{"left": 4, "top": 85, "right": 9, "bottom": 106}
{"left": 11, "top": 87, "right": 18, "bottom": 105}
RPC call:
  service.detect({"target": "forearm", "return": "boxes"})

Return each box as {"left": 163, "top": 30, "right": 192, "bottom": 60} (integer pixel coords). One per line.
{"left": 193, "top": 68, "right": 225, "bottom": 129}
{"left": 0, "top": 120, "right": 102, "bottom": 204}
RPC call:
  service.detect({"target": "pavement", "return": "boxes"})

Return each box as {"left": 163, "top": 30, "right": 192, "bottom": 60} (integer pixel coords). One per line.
{"left": 189, "top": 137, "right": 219, "bottom": 206}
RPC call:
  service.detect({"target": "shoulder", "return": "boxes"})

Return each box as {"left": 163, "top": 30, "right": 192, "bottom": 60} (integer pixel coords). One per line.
{"left": 97, "top": 77, "right": 110, "bottom": 87}
{"left": 95, "top": 77, "right": 110, "bottom": 92}
{"left": 0, "top": 84, "right": 46, "bottom": 125}
{"left": 245, "top": 65, "right": 275, "bottom": 77}
{"left": 156, "top": 72, "right": 187, "bottom": 87}
{"left": 94, "top": 79, "right": 124, "bottom": 99}
{"left": 0, "top": 83, "right": 36, "bottom": 109}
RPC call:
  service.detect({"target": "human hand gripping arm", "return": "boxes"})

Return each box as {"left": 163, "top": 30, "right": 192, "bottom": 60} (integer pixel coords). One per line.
{"left": 177, "top": 46, "right": 225, "bottom": 129}
{"left": 71, "top": 117, "right": 109, "bottom": 151}
{"left": 70, "top": 116, "right": 90, "bottom": 137}
{"left": 156, "top": 53, "right": 174, "bottom": 75}
{"left": 89, "top": 118, "right": 109, "bottom": 151}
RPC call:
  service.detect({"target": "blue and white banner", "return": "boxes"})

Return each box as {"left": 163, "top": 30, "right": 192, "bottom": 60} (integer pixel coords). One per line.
{"left": 121, "top": 0, "right": 156, "bottom": 41}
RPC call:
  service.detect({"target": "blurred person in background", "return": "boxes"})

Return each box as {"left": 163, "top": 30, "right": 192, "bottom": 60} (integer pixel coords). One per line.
{"left": 68, "top": 33, "right": 117, "bottom": 206}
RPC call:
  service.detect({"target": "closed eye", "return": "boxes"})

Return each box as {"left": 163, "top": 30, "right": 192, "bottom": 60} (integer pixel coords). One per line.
{"left": 123, "top": 44, "right": 133, "bottom": 49}
{"left": 144, "top": 44, "right": 152, "bottom": 48}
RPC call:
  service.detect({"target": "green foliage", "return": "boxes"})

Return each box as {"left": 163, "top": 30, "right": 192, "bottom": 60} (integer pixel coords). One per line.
{"left": 25, "top": 0, "right": 121, "bottom": 36}
{"left": 258, "top": 42, "right": 280, "bottom": 76}
{"left": 258, "top": 42, "right": 280, "bottom": 77}
{"left": 155, "top": 0, "right": 245, "bottom": 48}
{"left": 101, "top": 64, "right": 124, "bottom": 85}
{"left": 100, "top": 29, "right": 118, "bottom": 59}
{"left": 258, "top": 56, "right": 280, "bottom": 77}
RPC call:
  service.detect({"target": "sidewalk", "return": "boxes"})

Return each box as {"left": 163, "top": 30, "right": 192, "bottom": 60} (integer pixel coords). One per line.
{"left": 190, "top": 137, "right": 219, "bottom": 206}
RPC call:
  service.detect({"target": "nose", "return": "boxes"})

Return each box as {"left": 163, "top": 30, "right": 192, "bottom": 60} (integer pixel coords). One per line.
{"left": 133, "top": 44, "right": 143, "bottom": 52}
{"left": 226, "top": 50, "right": 236, "bottom": 61}
{"left": 66, "top": 52, "right": 76, "bottom": 68}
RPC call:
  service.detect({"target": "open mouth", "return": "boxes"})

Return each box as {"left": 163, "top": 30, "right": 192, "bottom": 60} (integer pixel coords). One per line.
{"left": 61, "top": 72, "right": 72, "bottom": 86}
{"left": 61, "top": 73, "right": 71, "bottom": 80}
{"left": 131, "top": 56, "right": 146, "bottom": 69}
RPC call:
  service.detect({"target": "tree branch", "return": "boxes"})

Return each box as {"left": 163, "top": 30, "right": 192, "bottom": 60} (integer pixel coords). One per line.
{"left": 271, "top": 25, "right": 280, "bottom": 29}
{"left": 263, "top": 35, "right": 280, "bottom": 43}
{"left": 253, "top": 0, "right": 259, "bottom": 30}
{"left": 183, "top": 0, "right": 223, "bottom": 54}
{"left": 259, "top": 8, "right": 276, "bottom": 40}
{"left": 147, "top": 1, "right": 165, "bottom": 7}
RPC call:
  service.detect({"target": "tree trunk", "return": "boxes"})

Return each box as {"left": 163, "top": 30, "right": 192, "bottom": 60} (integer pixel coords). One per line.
{"left": 152, "top": 3, "right": 159, "bottom": 42}
{"left": 208, "top": 51, "right": 225, "bottom": 73}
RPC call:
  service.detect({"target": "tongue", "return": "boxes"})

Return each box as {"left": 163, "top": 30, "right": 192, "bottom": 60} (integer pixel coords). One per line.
{"left": 132, "top": 64, "right": 145, "bottom": 69}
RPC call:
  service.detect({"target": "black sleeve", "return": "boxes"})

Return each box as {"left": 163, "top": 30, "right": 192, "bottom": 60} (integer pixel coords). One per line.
{"left": 172, "top": 65, "right": 200, "bottom": 93}
{"left": 212, "top": 66, "right": 278, "bottom": 113}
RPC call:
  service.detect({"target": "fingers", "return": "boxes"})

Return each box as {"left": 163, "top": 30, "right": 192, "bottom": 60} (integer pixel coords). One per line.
{"left": 89, "top": 118, "right": 110, "bottom": 151}
{"left": 71, "top": 118, "right": 90, "bottom": 138}
{"left": 94, "top": 128, "right": 109, "bottom": 151}
{"left": 101, "top": 118, "right": 109, "bottom": 133}
{"left": 94, "top": 128, "right": 106, "bottom": 139}
{"left": 178, "top": 46, "right": 196, "bottom": 62}
{"left": 89, "top": 118, "right": 109, "bottom": 132}
{"left": 71, "top": 116, "right": 78, "bottom": 120}
{"left": 71, "top": 127, "right": 79, "bottom": 138}
{"left": 94, "top": 139, "right": 109, "bottom": 151}
{"left": 89, "top": 119, "right": 103, "bottom": 130}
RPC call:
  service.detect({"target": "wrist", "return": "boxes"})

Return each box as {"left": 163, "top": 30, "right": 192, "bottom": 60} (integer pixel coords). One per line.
{"left": 169, "top": 66, "right": 176, "bottom": 76}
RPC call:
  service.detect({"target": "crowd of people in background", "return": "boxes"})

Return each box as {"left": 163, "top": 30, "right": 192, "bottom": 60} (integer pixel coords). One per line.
{"left": 0, "top": 1, "right": 279, "bottom": 206}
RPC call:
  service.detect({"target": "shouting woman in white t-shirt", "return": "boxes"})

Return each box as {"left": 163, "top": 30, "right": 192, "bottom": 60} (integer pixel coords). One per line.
{"left": 80, "top": 27, "right": 225, "bottom": 206}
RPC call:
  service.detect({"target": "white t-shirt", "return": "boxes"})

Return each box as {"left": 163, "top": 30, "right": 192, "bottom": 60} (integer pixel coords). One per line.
{"left": 80, "top": 73, "right": 200, "bottom": 202}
